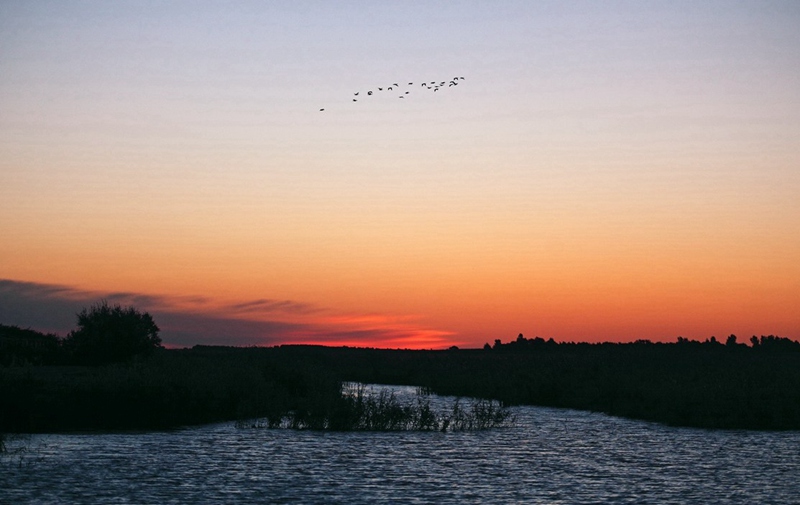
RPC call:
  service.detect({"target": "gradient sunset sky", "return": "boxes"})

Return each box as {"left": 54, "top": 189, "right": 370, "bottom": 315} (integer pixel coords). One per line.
{"left": 2, "top": 1, "right": 799, "bottom": 348}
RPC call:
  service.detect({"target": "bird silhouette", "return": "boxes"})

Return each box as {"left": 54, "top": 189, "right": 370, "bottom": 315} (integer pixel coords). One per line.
{"left": 378, "top": 87, "right": 383, "bottom": 91}
{"left": 367, "top": 91, "right": 373, "bottom": 95}
{"left": 354, "top": 92, "right": 359, "bottom": 96}
{"left": 408, "top": 82, "right": 413, "bottom": 85}
{"left": 353, "top": 99, "right": 357, "bottom": 102}
{"left": 320, "top": 108, "right": 325, "bottom": 111}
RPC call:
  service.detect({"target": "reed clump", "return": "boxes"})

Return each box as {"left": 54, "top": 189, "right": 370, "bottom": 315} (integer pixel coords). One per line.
{"left": 238, "top": 384, "right": 514, "bottom": 432}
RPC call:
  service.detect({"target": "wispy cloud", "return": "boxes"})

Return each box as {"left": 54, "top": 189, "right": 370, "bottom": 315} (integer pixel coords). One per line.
{"left": 302, "top": 314, "right": 456, "bottom": 348}
{"left": 226, "top": 298, "right": 318, "bottom": 315}
{"left": 296, "top": 328, "right": 455, "bottom": 349}
{"left": 0, "top": 278, "right": 456, "bottom": 349}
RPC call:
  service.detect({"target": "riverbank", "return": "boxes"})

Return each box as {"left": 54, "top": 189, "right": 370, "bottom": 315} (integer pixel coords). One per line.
{"left": 2, "top": 341, "right": 799, "bottom": 432}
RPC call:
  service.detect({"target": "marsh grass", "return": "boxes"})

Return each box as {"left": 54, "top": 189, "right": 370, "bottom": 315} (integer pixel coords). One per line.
{"left": 237, "top": 384, "right": 515, "bottom": 432}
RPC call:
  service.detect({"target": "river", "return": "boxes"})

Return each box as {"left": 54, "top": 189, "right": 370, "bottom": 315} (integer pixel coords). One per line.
{"left": 3, "top": 385, "right": 799, "bottom": 504}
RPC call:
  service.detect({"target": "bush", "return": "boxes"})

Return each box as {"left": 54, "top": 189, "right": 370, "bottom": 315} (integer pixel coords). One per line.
{"left": 63, "top": 301, "right": 162, "bottom": 365}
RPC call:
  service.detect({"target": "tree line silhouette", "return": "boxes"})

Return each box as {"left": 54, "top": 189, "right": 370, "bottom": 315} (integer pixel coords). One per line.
{"left": 485, "top": 332, "right": 800, "bottom": 352}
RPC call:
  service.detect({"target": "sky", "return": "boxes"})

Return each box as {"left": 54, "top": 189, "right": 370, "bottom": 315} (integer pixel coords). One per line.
{"left": 1, "top": 1, "right": 799, "bottom": 348}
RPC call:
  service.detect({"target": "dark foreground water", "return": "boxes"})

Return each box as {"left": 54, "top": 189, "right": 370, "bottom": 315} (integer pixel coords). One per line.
{"left": 3, "top": 385, "right": 799, "bottom": 504}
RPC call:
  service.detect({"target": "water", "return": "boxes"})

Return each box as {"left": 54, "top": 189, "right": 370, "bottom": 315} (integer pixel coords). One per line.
{"left": 3, "top": 385, "right": 799, "bottom": 504}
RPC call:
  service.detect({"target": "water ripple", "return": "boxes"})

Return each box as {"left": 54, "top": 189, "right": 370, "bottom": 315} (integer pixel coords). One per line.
{"left": 3, "top": 386, "right": 799, "bottom": 504}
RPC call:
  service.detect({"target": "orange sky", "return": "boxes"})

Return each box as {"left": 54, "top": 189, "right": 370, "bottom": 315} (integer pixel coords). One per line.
{"left": 2, "top": 2, "right": 799, "bottom": 348}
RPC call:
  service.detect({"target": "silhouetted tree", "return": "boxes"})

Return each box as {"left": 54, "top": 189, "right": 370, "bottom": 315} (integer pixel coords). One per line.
{"left": 726, "top": 334, "right": 738, "bottom": 347}
{"left": 758, "top": 335, "right": 800, "bottom": 351}
{"left": 63, "top": 301, "right": 162, "bottom": 365}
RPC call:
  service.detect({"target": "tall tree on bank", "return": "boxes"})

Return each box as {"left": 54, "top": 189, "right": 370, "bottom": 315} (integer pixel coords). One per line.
{"left": 63, "top": 301, "right": 162, "bottom": 365}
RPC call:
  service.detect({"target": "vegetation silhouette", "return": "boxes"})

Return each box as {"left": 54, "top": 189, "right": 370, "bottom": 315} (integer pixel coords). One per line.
{"left": 0, "top": 325, "right": 61, "bottom": 366}
{"left": 2, "top": 314, "right": 800, "bottom": 433}
{"left": 61, "top": 301, "right": 162, "bottom": 366}
{"left": 238, "top": 384, "right": 513, "bottom": 431}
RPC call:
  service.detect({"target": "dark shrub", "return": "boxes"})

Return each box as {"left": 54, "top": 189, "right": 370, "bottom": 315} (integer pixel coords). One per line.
{"left": 63, "top": 301, "right": 162, "bottom": 365}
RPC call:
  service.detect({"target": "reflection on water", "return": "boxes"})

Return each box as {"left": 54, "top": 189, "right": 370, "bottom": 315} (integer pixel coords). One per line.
{"left": 3, "top": 385, "right": 800, "bottom": 504}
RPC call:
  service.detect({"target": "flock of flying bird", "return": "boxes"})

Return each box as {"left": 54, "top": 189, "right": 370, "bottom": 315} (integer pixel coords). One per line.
{"left": 319, "top": 76, "right": 464, "bottom": 111}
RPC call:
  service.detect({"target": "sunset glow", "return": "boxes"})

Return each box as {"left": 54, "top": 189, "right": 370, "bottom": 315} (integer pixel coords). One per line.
{"left": 2, "top": 1, "right": 799, "bottom": 348}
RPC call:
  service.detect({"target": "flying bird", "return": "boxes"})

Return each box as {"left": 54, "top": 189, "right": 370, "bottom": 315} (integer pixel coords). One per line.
{"left": 341, "top": 76, "right": 464, "bottom": 106}
{"left": 320, "top": 108, "right": 324, "bottom": 111}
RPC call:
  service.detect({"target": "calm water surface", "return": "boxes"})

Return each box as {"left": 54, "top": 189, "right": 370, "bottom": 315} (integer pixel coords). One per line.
{"left": 3, "top": 385, "right": 799, "bottom": 504}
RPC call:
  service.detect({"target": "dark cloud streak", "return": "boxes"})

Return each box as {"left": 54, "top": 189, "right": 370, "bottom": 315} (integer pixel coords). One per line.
{"left": 226, "top": 298, "right": 318, "bottom": 315}
{"left": 0, "top": 279, "right": 310, "bottom": 347}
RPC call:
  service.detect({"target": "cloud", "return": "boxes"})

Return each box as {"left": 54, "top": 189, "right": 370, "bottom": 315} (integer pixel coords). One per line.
{"left": 226, "top": 298, "right": 318, "bottom": 315}
{"left": 0, "top": 278, "right": 310, "bottom": 346}
{"left": 297, "top": 328, "right": 454, "bottom": 349}
{"left": 0, "top": 279, "right": 91, "bottom": 334}
{"left": 0, "top": 278, "right": 456, "bottom": 349}
{"left": 146, "top": 311, "right": 308, "bottom": 348}
{"left": 301, "top": 314, "right": 456, "bottom": 348}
